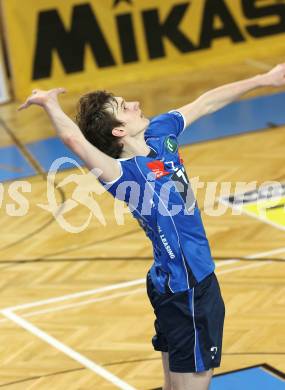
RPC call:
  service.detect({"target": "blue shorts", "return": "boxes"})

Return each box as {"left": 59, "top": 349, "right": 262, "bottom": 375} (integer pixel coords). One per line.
{"left": 146, "top": 272, "right": 225, "bottom": 373}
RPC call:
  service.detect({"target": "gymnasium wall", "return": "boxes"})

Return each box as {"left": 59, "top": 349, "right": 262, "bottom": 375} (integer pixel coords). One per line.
{"left": 1, "top": 0, "right": 285, "bottom": 100}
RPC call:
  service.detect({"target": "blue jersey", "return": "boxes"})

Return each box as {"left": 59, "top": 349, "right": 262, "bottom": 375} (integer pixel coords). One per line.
{"left": 101, "top": 111, "right": 215, "bottom": 293}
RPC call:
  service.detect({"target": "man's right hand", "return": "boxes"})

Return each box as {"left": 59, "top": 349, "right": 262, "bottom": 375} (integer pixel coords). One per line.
{"left": 17, "top": 87, "right": 66, "bottom": 111}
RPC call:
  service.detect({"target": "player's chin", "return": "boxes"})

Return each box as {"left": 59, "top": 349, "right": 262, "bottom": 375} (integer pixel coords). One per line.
{"left": 141, "top": 119, "right": 150, "bottom": 133}
{"left": 143, "top": 117, "right": 150, "bottom": 126}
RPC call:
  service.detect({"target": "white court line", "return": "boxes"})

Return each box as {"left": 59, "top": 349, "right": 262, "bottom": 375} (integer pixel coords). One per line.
{"left": 0, "top": 250, "right": 282, "bottom": 390}
{"left": 21, "top": 261, "right": 271, "bottom": 316}
{"left": 217, "top": 261, "right": 271, "bottom": 275}
{"left": 1, "top": 310, "right": 136, "bottom": 390}
{"left": 0, "top": 288, "right": 146, "bottom": 324}
{"left": 216, "top": 260, "right": 238, "bottom": 266}
{"left": 1, "top": 261, "right": 272, "bottom": 321}
{"left": 0, "top": 260, "right": 270, "bottom": 324}
{"left": 4, "top": 278, "right": 146, "bottom": 312}
{"left": 247, "top": 247, "right": 285, "bottom": 258}
{"left": 0, "top": 261, "right": 237, "bottom": 324}
{"left": 0, "top": 260, "right": 237, "bottom": 313}
{"left": 2, "top": 247, "right": 285, "bottom": 313}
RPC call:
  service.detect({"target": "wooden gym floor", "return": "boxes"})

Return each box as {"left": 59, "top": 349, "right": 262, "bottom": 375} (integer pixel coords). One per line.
{"left": 0, "top": 47, "right": 284, "bottom": 389}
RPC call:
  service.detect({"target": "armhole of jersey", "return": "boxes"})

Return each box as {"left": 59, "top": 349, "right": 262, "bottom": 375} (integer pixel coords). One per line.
{"left": 168, "top": 110, "right": 187, "bottom": 133}
{"left": 100, "top": 160, "right": 123, "bottom": 186}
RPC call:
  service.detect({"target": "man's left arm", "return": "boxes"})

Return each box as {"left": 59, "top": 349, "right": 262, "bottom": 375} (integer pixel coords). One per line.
{"left": 177, "top": 63, "right": 285, "bottom": 128}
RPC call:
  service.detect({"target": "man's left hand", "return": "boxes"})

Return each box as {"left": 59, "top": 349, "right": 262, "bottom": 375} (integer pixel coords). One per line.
{"left": 262, "top": 63, "right": 285, "bottom": 87}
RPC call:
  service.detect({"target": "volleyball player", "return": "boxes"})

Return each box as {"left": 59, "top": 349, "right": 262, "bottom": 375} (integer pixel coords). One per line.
{"left": 19, "top": 63, "right": 285, "bottom": 390}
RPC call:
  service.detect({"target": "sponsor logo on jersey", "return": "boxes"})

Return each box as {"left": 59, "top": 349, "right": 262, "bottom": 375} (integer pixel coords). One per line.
{"left": 160, "top": 234, "right": 176, "bottom": 259}
{"left": 147, "top": 160, "right": 171, "bottom": 179}
{"left": 158, "top": 225, "right": 175, "bottom": 259}
{"left": 165, "top": 136, "right": 178, "bottom": 153}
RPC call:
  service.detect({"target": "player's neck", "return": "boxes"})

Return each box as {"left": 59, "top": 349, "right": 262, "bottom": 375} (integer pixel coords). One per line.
{"left": 120, "top": 132, "right": 150, "bottom": 159}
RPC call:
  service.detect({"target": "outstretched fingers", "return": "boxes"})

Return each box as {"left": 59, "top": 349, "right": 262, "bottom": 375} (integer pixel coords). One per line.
{"left": 17, "top": 100, "right": 31, "bottom": 111}
{"left": 53, "top": 87, "right": 66, "bottom": 95}
{"left": 17, "top": 87, "right": 67, "bottom": 112}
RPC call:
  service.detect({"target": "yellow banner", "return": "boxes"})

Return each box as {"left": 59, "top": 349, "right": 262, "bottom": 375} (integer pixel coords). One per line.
{"left": 242, "top": 197, "right": 285, "bottom": 230}
{"left": 2, "top": 0, "right": 285, "bottom": 99}
{"left": 221, "top": 183, "right": 285, "bottom": 231}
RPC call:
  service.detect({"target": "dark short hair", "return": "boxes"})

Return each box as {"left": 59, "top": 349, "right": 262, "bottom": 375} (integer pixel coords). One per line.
{"left": 76, "top": 91, "right": 124, "bottom": 158}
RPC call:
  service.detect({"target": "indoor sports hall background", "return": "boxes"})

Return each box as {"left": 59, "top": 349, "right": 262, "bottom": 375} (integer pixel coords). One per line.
{"left": 0, "top": 0, "right": 284, "bottom": 389}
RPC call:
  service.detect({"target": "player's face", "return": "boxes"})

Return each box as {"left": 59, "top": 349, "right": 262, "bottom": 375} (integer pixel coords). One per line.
{"left": 111, "top": 97, "right": 150, "bottom": 137}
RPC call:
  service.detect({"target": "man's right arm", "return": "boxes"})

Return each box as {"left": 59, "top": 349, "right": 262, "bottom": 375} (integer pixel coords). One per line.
{"left": 18, "top": 88, "right": 121, "bottom": 183}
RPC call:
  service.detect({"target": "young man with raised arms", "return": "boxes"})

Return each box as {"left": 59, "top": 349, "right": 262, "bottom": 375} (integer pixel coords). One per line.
{"left": 19, "top": 63, "right": 285, "bottom": 390}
